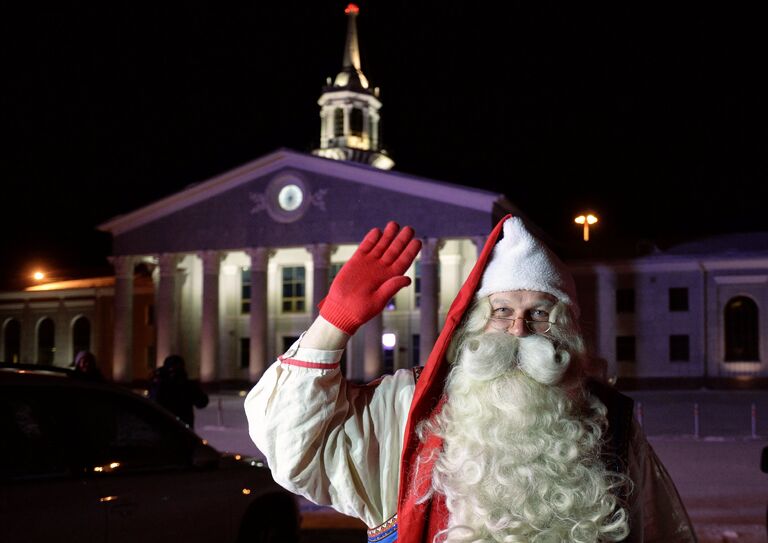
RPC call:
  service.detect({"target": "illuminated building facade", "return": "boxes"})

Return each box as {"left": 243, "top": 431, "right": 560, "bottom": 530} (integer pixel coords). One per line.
{"left": 572, "top": 235, "right": 768, "bottom": 385}
{"left": 95, "top": 149, "right": 512, "bottom": 382}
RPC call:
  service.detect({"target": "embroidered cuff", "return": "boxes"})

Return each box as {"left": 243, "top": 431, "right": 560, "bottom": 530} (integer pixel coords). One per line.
{"left": 368, "top": 514, "right": 398, "bottom": 543}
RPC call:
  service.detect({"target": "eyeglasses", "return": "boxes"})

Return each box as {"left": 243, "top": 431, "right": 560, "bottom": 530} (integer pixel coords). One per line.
{"left": 488, "top": 316, "right": 554, "bottom": 334}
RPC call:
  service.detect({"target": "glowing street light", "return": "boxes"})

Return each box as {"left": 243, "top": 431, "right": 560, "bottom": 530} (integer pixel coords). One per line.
{"left": 574, "top": 213, "right": 598, "bottom": 241}
{"left": 381, "top": 333, "right": 397, "bottom": 350}
{"left": 33, "top": 271, "right": 45, "bottom": 281}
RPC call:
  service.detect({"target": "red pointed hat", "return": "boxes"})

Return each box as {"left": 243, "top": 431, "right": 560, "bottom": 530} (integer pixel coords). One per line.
{"left": 396, "top": 214, "right": 511, "bottom": 543}
{"left": 396, "top": 214, "right": 582, "bottom": 540}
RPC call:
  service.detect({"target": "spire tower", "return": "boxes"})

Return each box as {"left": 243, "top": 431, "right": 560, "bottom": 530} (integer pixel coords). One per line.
{"left": 313, "top": 4, "right": 394, "bottom": 170}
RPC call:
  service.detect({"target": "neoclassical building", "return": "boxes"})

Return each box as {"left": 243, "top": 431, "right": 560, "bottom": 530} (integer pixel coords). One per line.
{"left": 1, "top": 5, "right": 765, "bottom": 386}
{"left": 3, "top": 217, "right": 766, "bottom": 386}
{"left": 96, "top": 148, "right": 514, "bottom": 382}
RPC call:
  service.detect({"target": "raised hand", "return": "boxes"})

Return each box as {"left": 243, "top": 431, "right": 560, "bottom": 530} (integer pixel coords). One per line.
{"left": 319, "top": 222, "right": 422, "bottom": 335}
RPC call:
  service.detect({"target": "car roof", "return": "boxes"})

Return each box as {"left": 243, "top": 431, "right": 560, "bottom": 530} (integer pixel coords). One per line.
{"left": 0, "top": 363, "right": 153, "bottom": 401}
{"left": 0, "top": 363, "right": 110, "bottom": 387}
{"left": 0, "top": 362, "right": 73, "bottom": 377}
{"left": 0, "top": 365, "right": 208, "bottom": 442}
{"left": 0, "top": 364, "right": 194, "bottom": 431}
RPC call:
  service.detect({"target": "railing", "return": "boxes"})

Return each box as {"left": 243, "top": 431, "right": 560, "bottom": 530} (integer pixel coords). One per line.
{"left": 632, "top": 392, "right": 766, "bottom": 438}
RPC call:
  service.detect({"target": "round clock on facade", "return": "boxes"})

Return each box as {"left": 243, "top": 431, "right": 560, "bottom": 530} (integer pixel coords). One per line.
{"left": 277, "top": 184, "right": 304, "bottom": 211}
{"left": 264, "top": 174, "right": 311, "bottom": 223}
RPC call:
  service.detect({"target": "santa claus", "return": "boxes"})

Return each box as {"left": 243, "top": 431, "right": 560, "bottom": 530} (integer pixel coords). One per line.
{"left": 246, "top": 216, "right": 696, "bottom": 542}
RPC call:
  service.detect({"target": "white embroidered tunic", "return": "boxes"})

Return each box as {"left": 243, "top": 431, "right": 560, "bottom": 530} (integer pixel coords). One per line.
{"left": 245, "top": 336, "right": 697, "bottom": 542}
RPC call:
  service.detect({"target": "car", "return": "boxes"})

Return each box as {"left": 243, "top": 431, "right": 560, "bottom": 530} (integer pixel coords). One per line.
{"left": 0, "top": 364, "right": 299, "bottom": 543}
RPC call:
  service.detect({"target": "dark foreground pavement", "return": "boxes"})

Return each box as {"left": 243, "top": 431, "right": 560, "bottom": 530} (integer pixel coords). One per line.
{"left": 199, "top": 392, "right": 768, "bottom": 543}
{"left": 296, "top": 438, "right": 768, "bottom": 543}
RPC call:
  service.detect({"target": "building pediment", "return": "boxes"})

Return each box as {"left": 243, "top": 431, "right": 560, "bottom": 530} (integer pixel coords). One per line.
{"left": 99, "top": 149, "right": 513, "bottom": 255}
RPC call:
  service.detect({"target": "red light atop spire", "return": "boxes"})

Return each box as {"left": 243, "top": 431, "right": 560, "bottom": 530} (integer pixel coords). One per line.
{"left": 345, "top": 3, "right": 359, "bottom": 15}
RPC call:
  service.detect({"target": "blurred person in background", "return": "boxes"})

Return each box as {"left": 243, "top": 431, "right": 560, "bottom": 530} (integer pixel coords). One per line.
{"left": 150, "top": 354, "right": 209, "bottom": 428}
{"left": 71, "top": 350, "right": 104, "bottom": 382}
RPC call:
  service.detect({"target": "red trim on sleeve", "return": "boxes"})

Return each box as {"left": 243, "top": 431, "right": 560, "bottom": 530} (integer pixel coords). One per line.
{"left": 278, "top": 356, "right": 340, "bottom": 370}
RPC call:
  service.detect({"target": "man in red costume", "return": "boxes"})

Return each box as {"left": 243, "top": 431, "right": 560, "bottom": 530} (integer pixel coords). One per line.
{"left": 246, "top": 217, "right": 696, "bottom": 542}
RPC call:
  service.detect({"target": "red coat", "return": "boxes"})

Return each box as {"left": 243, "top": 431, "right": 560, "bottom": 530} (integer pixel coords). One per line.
{"left": 397, "top": 214, "right": 509, "bottom": 543}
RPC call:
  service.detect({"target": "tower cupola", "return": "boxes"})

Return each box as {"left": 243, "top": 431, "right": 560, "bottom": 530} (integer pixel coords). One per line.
{"left": 313, "top": 4, "right": 394, "bottom": 170}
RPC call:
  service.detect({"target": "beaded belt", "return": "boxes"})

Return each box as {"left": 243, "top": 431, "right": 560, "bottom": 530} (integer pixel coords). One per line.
{"left": 367, "top": 514, "right": 398, "bottom": 543}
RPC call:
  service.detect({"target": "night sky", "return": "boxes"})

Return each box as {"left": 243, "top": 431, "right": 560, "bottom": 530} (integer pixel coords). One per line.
{"left": 2, "top": 2, "right": 766, "bottom": 289}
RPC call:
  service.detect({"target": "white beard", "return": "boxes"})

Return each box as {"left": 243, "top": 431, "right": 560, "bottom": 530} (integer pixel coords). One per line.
{"left": 421, "top": 332, "right": 629, "bottom": 543}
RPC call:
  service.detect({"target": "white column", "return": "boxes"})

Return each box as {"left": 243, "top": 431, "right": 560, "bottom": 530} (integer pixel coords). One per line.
{"left": 93, "top": 288, "right": 107, "bottom": 368}
{"left": 110, "top": 255, "right": 135, "bottom": 382}
{"left": 21, "top": 300, "right": 33, "bottom": 363}
{"left": 156, "top": 253, "right": 181, "bottom": 367}
{"left": 199, "top": 251, "right": 221, "bottom": 383}
{"left": 55, "top": 299, "right": 67, "bottom": 366}
{"left": 363, "top": 313, "right": 383, "bottom": 380}
{"left": 343, "top": 106, "right": 350, "bottom": 137}
{"left": 326, "top": 107, "right": 335, "bottom": 143}
{"left": 373, "top": 115, "right": 380, "bottom": 148}
{"left": 320, "top": 111, "right": 327, "bottom": 144}
{"left": 419, "top": 238, "right": 441, "bottom": 365}
{"left": 309, "top": 243, "right": 331, "bottom": 319}
{"left": 247, "top": 248, "right": 271, "bottom": 382}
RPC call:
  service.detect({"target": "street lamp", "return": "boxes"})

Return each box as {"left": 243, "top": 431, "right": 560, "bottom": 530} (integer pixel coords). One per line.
{"left": 33, "top": 271, "right": 45, "bottom": 281}
{"left": 574, "top": 213, "right": 598, "bottom": 241}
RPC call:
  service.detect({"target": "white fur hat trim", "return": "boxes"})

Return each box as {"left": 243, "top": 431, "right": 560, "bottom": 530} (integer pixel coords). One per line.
{"left": 477, "top": 217, "right": 579, "bottom": 316}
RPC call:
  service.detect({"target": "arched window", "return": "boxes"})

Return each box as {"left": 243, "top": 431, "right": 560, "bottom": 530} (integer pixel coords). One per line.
{"left": 724, "top": 296, "right": 759, "bottom": 361}
{"left": 333, "top": 108, "right": 344, "bottom": 137}
{"left": 349, "top": 108, "right": 363, "bottom": 136}
{"left": 4, "top": 319, "right": 21, "bottom": 363}
{"left": 72, "top": 316, "right": 91, "bottom": 355}
{"left": 37, "top": 318, "right": 55, "bottom": 365}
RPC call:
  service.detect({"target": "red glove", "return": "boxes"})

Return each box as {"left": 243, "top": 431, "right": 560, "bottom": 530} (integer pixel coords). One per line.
{"left": 319, "top": 222, "right": 422, "bottom": 335}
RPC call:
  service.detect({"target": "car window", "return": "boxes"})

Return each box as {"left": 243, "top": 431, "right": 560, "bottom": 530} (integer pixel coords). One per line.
{"left": 0, "top": 392, "right": 72, "bottom": 480}
{"left": 67, "top": 389, "right": 197, "bottom": 473}
{"left": 0, "top": 384, "right": 198, "bottom": 480}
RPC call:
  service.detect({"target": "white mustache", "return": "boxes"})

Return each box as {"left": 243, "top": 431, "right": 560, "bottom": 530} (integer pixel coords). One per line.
{"left": 517, "top": 335, "right": 571, "bottom": 385}
{"left": 461, "top": 333, "right": 570, "bottom": 385}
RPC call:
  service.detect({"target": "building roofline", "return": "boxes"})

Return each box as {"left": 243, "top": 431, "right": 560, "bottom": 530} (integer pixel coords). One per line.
{"left": 568, "top": 253, "right": 768, "bottom": 274}
{"left": 98, "top": 148, "right": 507, "bottom": 236}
